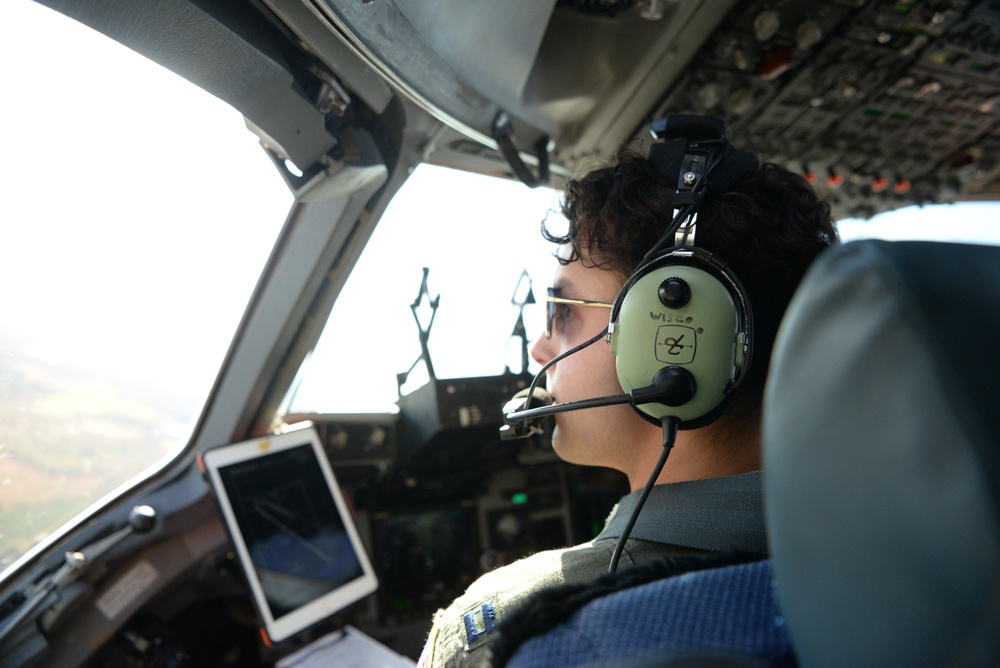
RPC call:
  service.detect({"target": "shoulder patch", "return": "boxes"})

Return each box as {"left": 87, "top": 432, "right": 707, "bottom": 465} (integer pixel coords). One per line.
{"left": 462, "top": 599, "right": 498, "bottom": 652}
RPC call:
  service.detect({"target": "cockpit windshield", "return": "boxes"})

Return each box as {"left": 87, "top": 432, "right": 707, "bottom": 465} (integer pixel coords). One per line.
{"left": 287, "top": 165, "right": 562, "bottom": 415}
{"left": 0, "top": 0, "right": 291, "bottom": 571}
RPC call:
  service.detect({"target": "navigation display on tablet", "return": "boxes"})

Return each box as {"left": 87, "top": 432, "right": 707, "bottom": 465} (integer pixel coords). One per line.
{"left": 202, "top": 427, "right": 378, "bottom": 642}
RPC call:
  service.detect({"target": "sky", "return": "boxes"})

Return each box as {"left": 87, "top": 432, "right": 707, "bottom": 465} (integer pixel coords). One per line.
{"left": 838, "top": 201, "right": 1000, "bottom": 243}
{"left": 1, "top": 0, "right": 291, "bottom": 398}
{"left": 3, "top": 0, "right": 999, "bottom": 417}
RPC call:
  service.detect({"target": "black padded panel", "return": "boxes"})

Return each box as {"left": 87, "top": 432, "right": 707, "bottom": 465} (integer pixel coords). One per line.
{"left": 875, "top": 241, "right": 1000, "bottom": 504}
{"left": 39, "top": 0, "right": 336, "bottom": 170}
{"left": 763, "top": 240, "right": 1000, "bottom": 667}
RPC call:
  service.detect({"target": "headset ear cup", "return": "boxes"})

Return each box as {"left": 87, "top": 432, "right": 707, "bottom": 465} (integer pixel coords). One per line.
{"left": 609, "top": 248, "right": 752, "bottom": 429}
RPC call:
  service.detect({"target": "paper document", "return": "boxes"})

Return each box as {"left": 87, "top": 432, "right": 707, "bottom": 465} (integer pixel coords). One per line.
{"left": 277, "top": 625, "right": 416, "bottom": 668}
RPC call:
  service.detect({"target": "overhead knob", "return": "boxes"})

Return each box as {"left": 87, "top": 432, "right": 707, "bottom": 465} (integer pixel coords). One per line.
{"left": 658, "top": 277, "right": 691, "bottom": 309}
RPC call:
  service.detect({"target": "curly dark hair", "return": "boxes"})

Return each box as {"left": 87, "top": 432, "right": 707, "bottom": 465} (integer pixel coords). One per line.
{"left": 544, "top": 147, "right": 838, "bottom": 431}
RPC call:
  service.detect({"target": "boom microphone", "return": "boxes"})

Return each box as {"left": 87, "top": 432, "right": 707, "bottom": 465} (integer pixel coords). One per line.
{"left": 499, "top": 387, "right": 555, "bottom": 441}
{"left": 500, "top": 366, "right": 697, "bottom": 441}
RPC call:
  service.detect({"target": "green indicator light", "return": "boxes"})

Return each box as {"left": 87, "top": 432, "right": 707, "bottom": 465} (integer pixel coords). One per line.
{"left": 511, "top": 492, "right": 528, "bottom": 505}
{"left": 863, "top": 108, "right": 884, "bottom": 116}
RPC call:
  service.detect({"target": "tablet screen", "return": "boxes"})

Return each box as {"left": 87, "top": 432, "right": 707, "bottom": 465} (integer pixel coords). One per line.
{"left": 202, "top": 428, "right": 378, "bottom": 642}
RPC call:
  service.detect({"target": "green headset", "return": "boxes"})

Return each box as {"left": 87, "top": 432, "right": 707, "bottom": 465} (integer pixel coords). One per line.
{"left": 607, "top": 115, "right": 758, "bottom": 429}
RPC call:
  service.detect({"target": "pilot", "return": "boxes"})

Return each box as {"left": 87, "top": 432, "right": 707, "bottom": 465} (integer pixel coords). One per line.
{"left": 417, "top": 145, "right": 838, "bottom": 668}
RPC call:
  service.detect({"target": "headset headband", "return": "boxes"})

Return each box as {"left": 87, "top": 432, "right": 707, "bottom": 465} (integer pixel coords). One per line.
{"left": 646, "top": 115, "right": 760, "bottom": 197}
{"left": 639, "top": 115, "right": 760, "bottom": 258}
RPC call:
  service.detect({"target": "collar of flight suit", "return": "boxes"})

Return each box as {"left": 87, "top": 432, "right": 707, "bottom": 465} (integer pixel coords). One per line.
{"left": 597, "top": 471, "right": 767, "bottom": 556}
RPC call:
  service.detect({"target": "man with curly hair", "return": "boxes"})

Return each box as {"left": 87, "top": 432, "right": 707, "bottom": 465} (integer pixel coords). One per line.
{"left": 418, "top": 142, "right": 838, "bottom": 668}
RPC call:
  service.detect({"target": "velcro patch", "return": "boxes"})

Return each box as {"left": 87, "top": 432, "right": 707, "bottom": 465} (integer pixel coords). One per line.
{"left": 462, "top": 599, "right": 498, "bottom": 651}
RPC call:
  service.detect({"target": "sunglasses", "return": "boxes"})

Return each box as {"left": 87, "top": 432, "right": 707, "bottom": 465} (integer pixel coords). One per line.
{"left": 545, "top": 287, "right": 614, "bottom": 339}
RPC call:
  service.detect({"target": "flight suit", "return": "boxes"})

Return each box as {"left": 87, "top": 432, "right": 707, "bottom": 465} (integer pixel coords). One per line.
{"left": 417, "top": 471, "right": 767, "bottom": 668}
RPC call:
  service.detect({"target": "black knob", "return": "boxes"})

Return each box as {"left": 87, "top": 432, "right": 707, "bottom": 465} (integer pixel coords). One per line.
{"left": 129, "top": 505, "right": 157, "bottom": 533}
{"left": 658, "top": 277, "right": 691, "bottom": 309}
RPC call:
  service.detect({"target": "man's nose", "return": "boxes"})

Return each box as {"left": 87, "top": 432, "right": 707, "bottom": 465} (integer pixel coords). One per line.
{"left": 530, "top": 333, "right": 553, "bottom": 368}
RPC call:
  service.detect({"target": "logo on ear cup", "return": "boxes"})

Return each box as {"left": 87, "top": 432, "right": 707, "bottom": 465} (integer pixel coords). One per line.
{"left": 656, "top": 325, "right": 696, "bottom": 363}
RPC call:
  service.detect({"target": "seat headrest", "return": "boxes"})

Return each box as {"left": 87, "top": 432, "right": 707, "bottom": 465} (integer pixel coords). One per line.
{"left": 763, "top": 239, "right": 1000, "bottom": 667}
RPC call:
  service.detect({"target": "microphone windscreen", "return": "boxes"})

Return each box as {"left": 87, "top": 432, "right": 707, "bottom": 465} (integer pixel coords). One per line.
{"left": 500, "top": 387, "right": 554, "bottom": 441}
{"left": 510, "top": 387, "right": 554, "bottom": 409}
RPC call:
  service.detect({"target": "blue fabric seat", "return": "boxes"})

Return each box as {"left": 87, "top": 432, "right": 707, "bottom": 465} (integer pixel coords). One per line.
{"left": 502, "top": 559, "right": 789, "bottom": 667}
